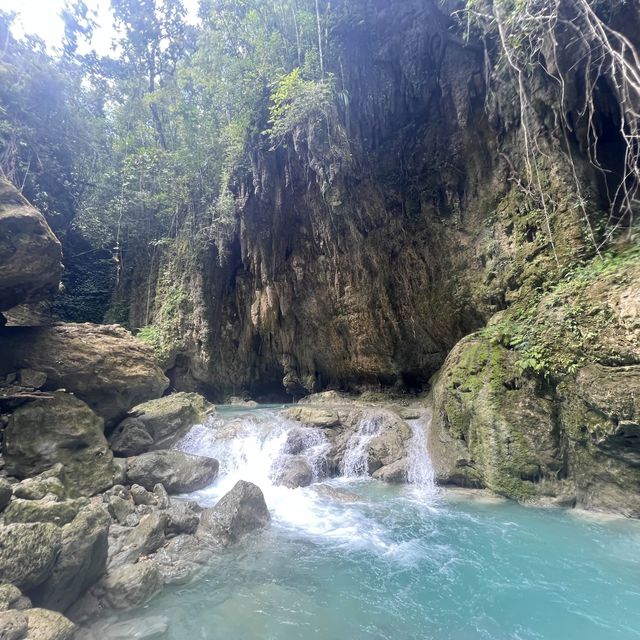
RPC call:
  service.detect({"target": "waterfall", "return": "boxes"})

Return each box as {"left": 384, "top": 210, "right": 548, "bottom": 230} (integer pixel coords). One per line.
{"left": 406, "top": 410, "right": 437, "bottom": 494}
{"left": 340, "top": 416, "right": 382, "bottom": 477}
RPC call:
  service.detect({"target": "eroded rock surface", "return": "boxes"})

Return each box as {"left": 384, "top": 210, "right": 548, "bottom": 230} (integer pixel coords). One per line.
{"left": 0, "top": 324, "right": 169, "bottom": 426}
{"left": 0, "top": 178, "right": 62, "bottom": 312}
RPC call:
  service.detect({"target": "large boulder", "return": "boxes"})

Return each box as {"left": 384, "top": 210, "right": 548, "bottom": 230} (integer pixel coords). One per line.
{"left": 3, "top": 392, "right": 117, "bottom": 496}
{"left": 109, "top": 392, "right": 214, "bottom": 456}
{"left": 196, "top": 480, "right": 270, "bottom": 547}
{"left": 0, "top": 523, "right": 61, "bottom": 591}
{"left": 32, "top": 504, "right": 110, "bottom": 612}
{"left": 0, "top": 324, "right": 169, "bottom": 427}
{"left": 126, "top": 450, "right": 219, "bottom": 494}
{"left": 0, "top": 177, "right": 62, "bottom": 312}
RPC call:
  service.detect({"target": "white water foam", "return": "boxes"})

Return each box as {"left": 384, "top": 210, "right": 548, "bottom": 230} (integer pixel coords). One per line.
{"left": 176, "top": 406, "right": 440, "bottom": 557}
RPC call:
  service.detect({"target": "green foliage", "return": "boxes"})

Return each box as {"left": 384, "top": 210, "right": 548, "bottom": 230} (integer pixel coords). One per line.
{"left": 266, "top": 68, "right": 335, "bottom": 146}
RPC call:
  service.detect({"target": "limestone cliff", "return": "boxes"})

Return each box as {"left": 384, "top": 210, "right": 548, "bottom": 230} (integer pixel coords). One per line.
{"left": 118, "top": 0, "right": 633, "bottom": 402}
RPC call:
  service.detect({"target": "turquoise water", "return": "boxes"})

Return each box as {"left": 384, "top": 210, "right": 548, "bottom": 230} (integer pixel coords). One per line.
{"left": 109, "top": 408, "right": 640, "bottom": 640}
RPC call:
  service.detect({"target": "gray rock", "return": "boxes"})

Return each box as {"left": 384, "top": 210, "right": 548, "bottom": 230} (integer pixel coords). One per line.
{"left": 154, "top": 535, "right": 211, "bottom": 586}
{"left": 111, "top": 393, "right": 214, "bottom": 455}
{"left": 273, "top": 456, "right": 313, "bottom": 488}
{"left": 79, "top": 615, "right": 169, "bottom": 640}
{"left": 108, "top": 418, "right": 153, "bottom": 457}
{"left": 152, "top": 484, "right": 169, "bottom": 509}
{"left": 372, "top": 459, "right": 407, "bottom": 483}
{"left": 32, "top": 504, "right": 110, "bottom": 613}
{"left": 126, "top": 450, "right": 219, "bottom": 494}
{"left": 164, "top": 501, "right": 199, "bottom": 536}
{"left": 0, "top": 585, "right": 31, "bottom": 611}
{"left": 17, "top": 370, "right": 47, "bottom": 390}
{"left": 99, "top": 561, "right": 162, "bottom": 610}
{"left": 106, "top": 496, "right": 134, "bottom": 525}
{"left": 3, "top": 392, "right": 116, "bottom": 497}
{"left": 196, "top": 480, "right": 269, "bottom": 547}
{"left": 3, "top": 498, "right": 86, "bottom": 526}
{"left": 130, "top": 484, "right": 155, "bottom": 506}
{"left": 0, "top": 609, "right": 27, "bottom": 640}
{"left": 0, "top": 479, "right": 12, "bottom": 512}
{"left": 108, "top": 513, "right": 167, "bottom": 568}
{"left": 24, "top": 608, "right": 76, "bottom": 640}
{"left": 0, "top": 523, "right": 61, "bottom": 590}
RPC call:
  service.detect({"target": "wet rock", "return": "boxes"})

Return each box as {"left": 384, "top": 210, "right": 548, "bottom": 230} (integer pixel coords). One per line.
{"left": 0, "top": 523, "right": 60, "bottom": 590}
{"left": 196, "top": 480, "right": 270, "bottom": 547}
{"left": 0, "top": 585, "right": 31, "bottom": 611}
{"left": 3, "top": 392, "right": 116, "bottom": 497}
{"left": 0, "top": 609, "right": 27, "bottom": 640}
{"left": 108, "top": 513, "right": 167, "bottom": 568}
{"left": 311, "top": 484, "right": 362, "bottom": 503}
{"left": 372, "top": 459, "right": 407, "bottom": 483}
{"left": 24, "top": 607, "right": 76, "bottom": 640}
{"left": 164, "top": 501, "right": 199, "bottom": 536}
{"left": 282, "top": 406, "right": 340, "bottom": 428}
{"left": 99, "top": 560, "right": 162, "bottom": 610}
{"left": 33, "top": 504, "right": 110, "bottom": 613}
{"left": 126, "top": 450, "right": 219, "bottom": 494}
{"left": 0, "top": 479, "right": 12, "bottom": 512}
{"left": 0, "top": 323, "right": 169, "bottom": 427}
{"left": 154, "top": 535, "right": 211, "bottom": 586}
{"left": 3, "top": 498, "right": 86, "bottom": 526}
{"left": 110, "top": 393, "right": 214, "bottom": 455}
{"left": 0, "top": 177, "right": 62, "bottom": 312}
{"left": 78, "top": 615, "right": 169, "bottom": 640}
{"left": 273, "top": 456, "right": 313, "bottom": 488}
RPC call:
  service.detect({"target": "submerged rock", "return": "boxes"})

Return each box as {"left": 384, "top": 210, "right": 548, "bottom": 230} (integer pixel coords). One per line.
{"left": 196, "top": 480, "right": 270, "bottom": 547}
{"left": 0, "top": 323, "right": 169, "bottom": 427}
{"left": 273, "top": 455, "right": 313, "bottom": 489}
{"left": 3, "top": 392, "right": 116, "bottom": 496}
{"left": 0, "top": 177, "right": 62, "bottom": 312}
{"left": 109, "top": 393, "right": 214, "bottom": 456}
{"left": 126, "top": 450, "right": 219, "bottom": 494}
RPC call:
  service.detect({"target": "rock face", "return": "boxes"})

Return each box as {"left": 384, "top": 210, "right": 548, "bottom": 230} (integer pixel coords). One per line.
{"left": 197, "top": 480, "right": 270, "bottom": 547}
{"left": 0, "top": 323, "right": 169, "bottom": 426}
{"left": 109, "top": 392, "right": 214, "bottom": 456}
{"left": 126, "top": 450, "right": 219, "bottom": 493}
{"left": 0, "top": 177, "right": 62, "bottom": 312}
{"left": 3, "top": 392, "right": 116, "bottom": 496}
{"left": 432, "top": 253, "right": 640, "bottom": 515}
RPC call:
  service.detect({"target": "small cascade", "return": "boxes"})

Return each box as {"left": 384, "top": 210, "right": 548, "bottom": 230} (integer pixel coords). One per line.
{"left": 406, "top": 410, "right": 437, "bottom": 494}
{"left": 340, "top": 416, "right": 382, "bottom": 477}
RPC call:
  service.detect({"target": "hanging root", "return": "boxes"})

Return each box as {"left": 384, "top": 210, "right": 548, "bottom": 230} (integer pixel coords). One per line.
{"left": 459, "top": 0, "right": 640, "bottom": 253}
